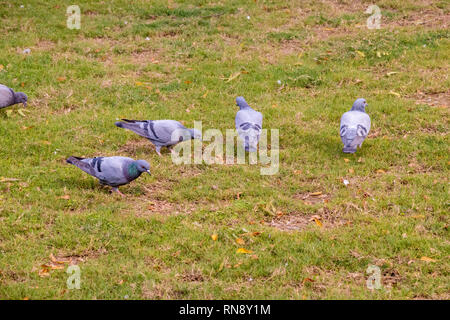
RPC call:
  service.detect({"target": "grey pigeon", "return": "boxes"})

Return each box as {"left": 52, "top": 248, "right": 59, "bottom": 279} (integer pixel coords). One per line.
{"left": 115, "top": 119, "right": 201, "bottom": 156}
{"left": 0, "top": 84, "right": 28, "bottom": 109}
{"left": 235, "top": 96, "right": 263, "bottom": 152}
{"left": 340, "top": 98, "right": 371, "bottom": 153}
{"left": 66, "top": 156, "right": 150, "bottom": 196}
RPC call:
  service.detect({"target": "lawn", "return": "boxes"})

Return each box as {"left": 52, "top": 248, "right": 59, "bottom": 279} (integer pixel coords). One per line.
{"left": 0, "top": 0, "right": 448, "bottom": 299}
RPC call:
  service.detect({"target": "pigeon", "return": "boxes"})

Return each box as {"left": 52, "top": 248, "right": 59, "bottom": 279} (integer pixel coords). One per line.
{"left": 235, "top": 96, "right": 263, "bottom": 152}
{"left": 0, "top": 84, "right": 28, "bottom": 109}
{"left": 340, "top": 98, "right": 371, "bottom": 153}
{"left": 115, "top": 119, "right": 201, "bottom": 156}
{"left": 66, "top": 156, "right": 150, "bottom": 196}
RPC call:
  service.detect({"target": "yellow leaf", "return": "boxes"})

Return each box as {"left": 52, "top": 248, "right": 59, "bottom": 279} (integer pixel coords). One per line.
{"left": 386, "top": 72, "right": 398, "bottom": 77}
{"left": 225, "top": 71, "right": 241, "bottom": 82}
{"left": 57, "top": 76, "right": 67, "bottom": 82}
{"left": 310, "top": 192, "right": 322, "bottom": 196}
{"left": 314, "top": 218, "right": 323, "bottom": 228}
{"left": 236, "top": 248, "right": 253, "bottom": 254}
{"left": 0, "top": 64, "right": 4, "bottom": 71}
{"left": 235, "top": 238, "right": 245, "bottom": 245}
{"left": 389, "top": 90, "right": 401, "bottom": 97}
{"left": 211, "top": 234, "right": 218, "bottom": 241}
{"left": 420, "top": 256, "right": 436, "bottom": 262}
{"left": 356, "top": 50, "right": 365, "bottom": 58}
{"left": 135, "top": 81, "right": 143, "bottom": 86}
{"left": 376, "top": 169, "right": 386, "bottom": 174}
{"left": 348, "top": 168, "right": 354, "bottom": 174}
{"left": 344, "top": 158, "right": 350, "bottom": 163}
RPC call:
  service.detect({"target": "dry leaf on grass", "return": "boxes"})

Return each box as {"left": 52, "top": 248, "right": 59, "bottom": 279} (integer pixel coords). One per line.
{"left": 420, "top": 256, "right": 436, "bottom": 262}
{"left": 236, "top": 248, "right": 253, "bottom": 254}
{"left": 211, "top": 234, "right": 218, "bottom": 241}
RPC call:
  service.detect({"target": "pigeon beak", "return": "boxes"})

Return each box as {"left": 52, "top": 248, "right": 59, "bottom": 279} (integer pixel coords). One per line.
{"left": 146, "top": 170, "right": 151, "bottom": 176}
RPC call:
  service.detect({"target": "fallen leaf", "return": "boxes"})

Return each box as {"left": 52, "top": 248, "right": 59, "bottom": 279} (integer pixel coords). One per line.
{"left": 236, "top": 248, "right": 253, "bottom": 254}
{"left": 235, "top": 238, "right": 245, "bottom": 245}
{"left": 314, "top": 218, "right": 323, "bottom": 228}
{"left": 57, "top": 76, "right": 67, "bottom": 82}
{"left": 376, "top": 169, "right": 386, "bottom": 174}
{"left": 294, "top": 170, "right": 302, "bottom": 175}
{"left": 211, "top": 234, "right": 218, "bottom": 241}
{"left": 420, "top": 256, "right": 436, "bottom": 262}
{"left": 389, "top": 90, "right": 401, "bottom": 97}
{"left": 310, "top": 192, "right": 322, "bottom": 196}
{"left": 344, "top": 158, "right": 350, "bottom": 163}
{"left": 225, "top": 71, "right": 241, "bottom": 82}
{"left": 302, "top": 277, "right": 315, "bottom": 285}
{"left": 355, "top": 50, "right": 365, "bottom": 58}
{"left": 348, "top": 168, "right": 354, "bottom": 174}
{"left": 0, "top": 177, "right": 21, "bottom": 182}
{"left": 59, "top": 195, "right": 70, "bottom": 200}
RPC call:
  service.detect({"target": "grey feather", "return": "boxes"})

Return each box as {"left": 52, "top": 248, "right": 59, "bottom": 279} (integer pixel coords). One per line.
{"left": 340, "top": 98, "right": 371, "bottom": 153}
{"left": 235, "top": 97, "right": 263, "bottom": 152}
{"left": 67, "top": 156, "right": 150, "bottom": 188}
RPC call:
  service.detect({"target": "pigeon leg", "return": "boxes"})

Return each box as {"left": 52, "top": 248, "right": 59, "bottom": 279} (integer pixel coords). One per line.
{"left": 112, "top": 187, "right": 125, "bottom": 197}
{"left": 167, "top": 145, "right": 176, "bottom": 155}
{"left": 155, "top": 146, "right": 162, "bottom": 156}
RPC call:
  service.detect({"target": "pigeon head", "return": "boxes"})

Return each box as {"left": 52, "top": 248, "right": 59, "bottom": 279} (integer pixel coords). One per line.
{"left": 236, "top": 96, "right": 251, "bottom": 109}
{"left": 188, "top": 128, "right": 202, "bottom": 140}
{"left": 14, "top": 92, "right": 28, "bottom": 107}
{"left": 351, "top": 98, "right": 368, "bottom": 112}
{"left": 134, "top": 160, "right": 151, "bottom": 175}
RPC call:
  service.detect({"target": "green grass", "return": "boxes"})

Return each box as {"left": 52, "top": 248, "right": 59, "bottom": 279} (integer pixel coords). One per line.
{"left": 0, "top": 0, "right": 448, "bottom": 299}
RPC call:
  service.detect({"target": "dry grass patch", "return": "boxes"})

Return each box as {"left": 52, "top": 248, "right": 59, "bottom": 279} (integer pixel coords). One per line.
{"left": 269, "top": 207, "right": 347, "bottom": 231}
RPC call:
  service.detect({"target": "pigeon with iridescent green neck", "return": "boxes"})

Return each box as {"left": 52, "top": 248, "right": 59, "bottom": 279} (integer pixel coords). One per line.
{"left": 66, "top": 156, "right": 150, "bottom": 196}
{"left": 0, "top": 84, "right": 28, "bottom": 109}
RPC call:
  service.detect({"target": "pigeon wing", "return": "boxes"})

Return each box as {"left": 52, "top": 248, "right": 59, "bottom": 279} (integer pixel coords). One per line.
{"left": 151, "top": 120, "right": 188, "bottom": 146}
{"left": 93, "top": 156, "right": 135, "bottom": 186}
{"left": 340, "top": 111, "right": 371, "bottom": 147}
{"left": 0, "top": 85, "right": 14, "bottom": 108}
{"left": 66, "top": 156, "right": 97, "bottom": 177}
